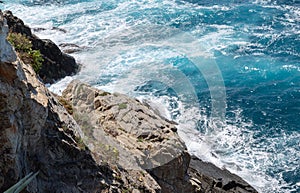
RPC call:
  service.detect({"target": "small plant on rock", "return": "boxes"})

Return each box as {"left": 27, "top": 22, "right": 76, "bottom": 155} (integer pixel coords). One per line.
{"left": 118, "top": 103, "right": 127, "bottom": 110}
{"left": 7, "top": 32, "right": 44, "bottom": 73}
{"left": 7, "top": 32, "right": 32, "bottom": 51}
{"left": 30, "top": 50, "right": 43, "bottom": 73}
{"left": 75, "top": 136, "right": 87, "bottom": 150}
{"left": 57, "top": 96, "right": 73, "bottom": 115}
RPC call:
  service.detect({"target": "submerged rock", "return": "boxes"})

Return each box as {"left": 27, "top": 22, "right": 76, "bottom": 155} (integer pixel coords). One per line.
{"left": 59, "top": 43, "right": 83, "bottom": 54}
{"left": 3, "top": 10, "right": 79, "bottom": 84}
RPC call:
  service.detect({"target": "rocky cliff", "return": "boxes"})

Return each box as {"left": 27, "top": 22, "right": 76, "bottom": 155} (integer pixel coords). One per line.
{"left": 0, "top": 11, "right": 258, "bottom": 193}
{"left": 3, "top": 11, "right": 79, "bottom": 84}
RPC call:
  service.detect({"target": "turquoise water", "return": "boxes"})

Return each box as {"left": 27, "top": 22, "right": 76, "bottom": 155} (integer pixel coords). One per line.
{"left": 2, "top": 0, "right": 300, "bottom": 192}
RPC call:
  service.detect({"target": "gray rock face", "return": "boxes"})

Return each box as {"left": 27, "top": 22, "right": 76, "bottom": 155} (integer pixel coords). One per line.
{"left": 62, "top": 80, "right": 191, "bottom": 192}
{"left": 0, "top": 12, "right": 17, "bottom": 63}
{"left": 62, "top": 80, "right": 187, "bottom": 169}
{"left": 0, "top": 45, "right": 110, "bottom": 192}
{"left": 61, "top": 81, "right": 258, "bottom": 193}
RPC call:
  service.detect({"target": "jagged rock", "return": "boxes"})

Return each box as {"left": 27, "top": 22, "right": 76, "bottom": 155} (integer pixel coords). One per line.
{"left": 148, "top": 151, "right": 193, "bottom": 193}
{"left": 61, "top": 81, "right": 258, "bottom": 193}
{"left": 62, "top": 80, "right": 190, "bottom": 192}
{"left": 188, "top": 156, "right": 258, "bottom": 193}
{"left": 3, "top": 10, "right": 79, "bottom": 84}
{"left": 62, "top": 80, "right": 187, "bottom": 168}
{"left": 0, "top": 13, "right": 159, "bottom": 193}
{"left": 0, "top": 12, "right": 17, "bottom": 63}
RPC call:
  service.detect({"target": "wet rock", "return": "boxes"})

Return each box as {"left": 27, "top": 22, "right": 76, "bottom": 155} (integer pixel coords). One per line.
{"left": 59, "top": 43, "right": 82, "bottom": 54}
{"left": 32, "top": 27, "right": 46, "bottom": 32}
{"left": 52, "top": 26, "right": 67, "bottom": 33}
{"left": 188, "top": 156, "right": 258, "bottom": 193}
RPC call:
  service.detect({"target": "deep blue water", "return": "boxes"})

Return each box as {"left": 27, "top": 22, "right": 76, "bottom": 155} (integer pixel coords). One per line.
{"left": 2, "top": 0, "right": 299, "bottom": 192}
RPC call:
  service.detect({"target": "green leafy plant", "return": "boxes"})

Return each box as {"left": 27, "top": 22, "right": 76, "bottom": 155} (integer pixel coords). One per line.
{"left": 7, "top": 32, "right": 44, "bottom": 73}
{"left": 30, "top": 50, "right": 43, "bottom": 73}
{"left": 7, "top": 32, "right": 32, "bottom": 52}
{"left": 4, "top": 171, "right": 39, "bottom": 193}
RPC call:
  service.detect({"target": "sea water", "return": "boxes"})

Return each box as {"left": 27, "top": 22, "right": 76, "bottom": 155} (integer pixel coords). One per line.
{"left": 2, "top": 0, "right": 299, "bottom": 192}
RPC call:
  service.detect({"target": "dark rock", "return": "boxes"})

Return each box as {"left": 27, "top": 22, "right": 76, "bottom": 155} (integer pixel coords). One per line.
{"left": 188, "top": 156, "right": 258, "bottom": 193}
{"left": 52, "top": 26, "right": 67, "bottom": 33}
{"left": 148, "top": 151, "right": 194, "bottom": 193}
{"left": 32, "top": 27, "right": 46, "bottom": 32}
{"left": 3, "top": 10, "right": 79, "bottom": 84}
{"left": 3, "top": 10, "right": 32, "bottom": 37}
{"left": 59, "top": 43, "right": 82, "bottom": 54}
{"left": 0, "top": 59, "right": 110, "bottom": 192}
{"left": 59, "top": 43, "right": 80, "bottom": 48}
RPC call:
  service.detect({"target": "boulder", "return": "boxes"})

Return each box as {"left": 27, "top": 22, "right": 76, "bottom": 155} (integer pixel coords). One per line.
{"left": 62, "top": 80, "right": 190, "bottom": 192}
{"left": 3, "top": 10, "right": 79, "bottom": 83}
{"left": 61, "top": 80, "right": 258, "bottom": 193}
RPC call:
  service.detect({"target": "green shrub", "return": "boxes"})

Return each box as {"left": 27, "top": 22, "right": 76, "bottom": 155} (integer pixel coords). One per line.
{"left": 30, "top": 50, "right": 43, "bottom": 73}
{"left": 7, "top": 32, "right": 32, "bottom": 52}
{"left": 7, "top": 32, "right": 44, "bottom": 73}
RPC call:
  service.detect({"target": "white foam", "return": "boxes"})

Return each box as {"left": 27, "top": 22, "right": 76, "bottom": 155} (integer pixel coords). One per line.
{"left": 282, "top": 64, "right": 300, "bottom": 72}
{"left": 48, "top": 76, "right": 74, "bottom": 95}
{"left": 5, "top": 1, "right": 299, "bottom": 192}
